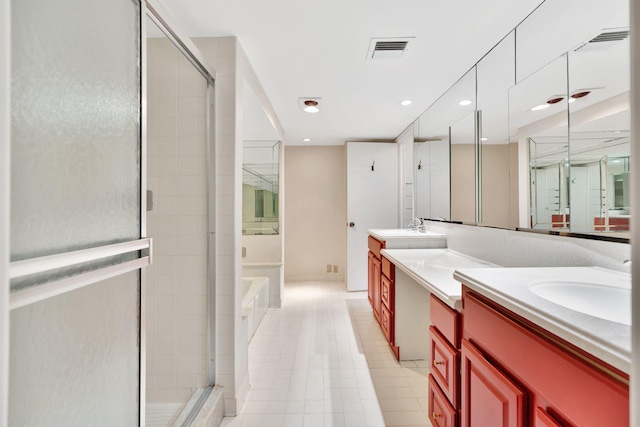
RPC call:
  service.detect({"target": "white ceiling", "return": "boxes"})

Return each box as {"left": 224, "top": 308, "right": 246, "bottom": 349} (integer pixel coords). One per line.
{"left": 155, "top": 0, "right": 545, "bottom": 146}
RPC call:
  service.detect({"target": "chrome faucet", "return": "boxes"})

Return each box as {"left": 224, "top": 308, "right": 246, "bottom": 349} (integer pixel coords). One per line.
{"left": 408, "top": 216, "right": 426, "bottom": 232}
{"left": 408, "top": 216, "right": 423, "bottom": 231}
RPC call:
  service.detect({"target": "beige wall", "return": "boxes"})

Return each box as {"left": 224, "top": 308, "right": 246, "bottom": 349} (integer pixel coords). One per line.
{"left": 481, "top": 144, "right": 510, "bottom": 228}
{"left": 450, "top": 144, "right": 476, "bottom": 223}
{"left": 284, "top": 146, "right": 346, "bottom": 282}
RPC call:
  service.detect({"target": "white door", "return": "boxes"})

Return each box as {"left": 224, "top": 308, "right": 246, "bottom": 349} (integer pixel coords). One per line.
{"left": 346, "top": 142, "right": 399, "bottom": 291}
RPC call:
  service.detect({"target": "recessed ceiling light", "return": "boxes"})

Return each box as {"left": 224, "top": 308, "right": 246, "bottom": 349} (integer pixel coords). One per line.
{"left": 459, "top": 99, "right": 472, "bottom": 106}
{"left": 571, "top": 90, "right": 591, "bottom": 99}
{"left": 480, "top": 137, "right": 488, "bottom": 141}
{"left": 299, "top": 98, "right": 321, "bottom": 113}
{"left": 531, "top": 104, "right": 550, "bottom": 111}
{"left": 304, "top": 100, "right": 320, "bottom": 113}
{"left": 546, "top": 96, "right": 564, "bottom": 104}
{"left": 400, "top": 99, "right": 413, "bottom": 106}
{"left": 302, "top": 138, "right": 311, "bottom": 142}
{"left": 568, "top": 98, "right": 576, "bottom": 103}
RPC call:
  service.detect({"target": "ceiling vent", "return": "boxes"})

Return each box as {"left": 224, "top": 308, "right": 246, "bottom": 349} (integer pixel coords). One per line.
{"left": 367, "top": 37, "right": 414, "bottom": 60}
{"left": 574, "top": 29, "right": 629, "bottom": 52}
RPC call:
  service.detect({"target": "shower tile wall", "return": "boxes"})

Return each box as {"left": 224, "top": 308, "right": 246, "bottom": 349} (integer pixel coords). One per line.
{"left": 146, "top": 37, "right": 209, "bottom": 404}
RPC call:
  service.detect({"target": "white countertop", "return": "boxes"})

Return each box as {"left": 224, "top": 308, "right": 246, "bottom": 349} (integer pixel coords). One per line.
{"left": 369, "top": 229, "right": 447, "bottom": 249}
{"left": 454, "top": 267, "right": 631, "bottom": 373}
{"left": 380, "top": 249, "right": 500, "bottom": 310}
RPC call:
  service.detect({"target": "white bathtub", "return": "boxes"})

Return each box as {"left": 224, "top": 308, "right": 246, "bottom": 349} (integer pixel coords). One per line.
{"left": 242, "top": 276, "right": 269, "bottom": 342}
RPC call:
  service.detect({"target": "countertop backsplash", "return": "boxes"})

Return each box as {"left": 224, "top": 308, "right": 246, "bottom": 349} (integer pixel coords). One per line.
{"left": 423, "top": 222, "right": 631, "bottom": 274}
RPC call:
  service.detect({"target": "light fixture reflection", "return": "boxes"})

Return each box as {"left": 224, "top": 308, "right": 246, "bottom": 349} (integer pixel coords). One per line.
{"left": 302, "top": 138, "right": 311, "bottom": 142}
{"left": 531, "top": 104, "right": 550, "bottom": 111}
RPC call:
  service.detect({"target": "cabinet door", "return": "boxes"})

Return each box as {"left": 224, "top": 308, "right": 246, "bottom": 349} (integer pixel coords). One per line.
{"left": 380, "top": 273, "right": 392, "bottom": 310}
{"left": 534, "top": 407, "right": 564, "bottom": 427}
{"left": 380, "top": 303, "right": 393, "bottom": 344}
{"left": 372, "top": 256, "right": 381, "bottom": 321}
{"left": 368, "top": 251, "right": 375, "bottom": 309}
{"left": 461, "top": 339, "right": 526, "bottom": 427}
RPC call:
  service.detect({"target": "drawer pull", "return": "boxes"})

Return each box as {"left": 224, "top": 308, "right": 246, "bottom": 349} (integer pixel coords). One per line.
{"left": 433, "top": 359, "right": 444, "bottom": 367}
{"left": 432, "top": 412, "right": 442, "bottom": 418}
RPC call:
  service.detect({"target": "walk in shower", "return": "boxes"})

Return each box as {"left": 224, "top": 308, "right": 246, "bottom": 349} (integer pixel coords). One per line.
{"left": 144, "top": 3, "right": 218, "bottom": 426}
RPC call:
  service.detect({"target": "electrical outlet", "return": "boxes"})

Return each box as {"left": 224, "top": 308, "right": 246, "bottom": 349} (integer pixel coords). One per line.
{"left": 326, "top": 264, "right": 332, "bottom": 273}
{"left": 333, "top": 265, "right": 338, "bottom": 273}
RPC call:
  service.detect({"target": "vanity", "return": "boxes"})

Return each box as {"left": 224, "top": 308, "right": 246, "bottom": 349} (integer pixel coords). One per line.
{"left": 379, "top": 248, "right": 497, "bottom": 363}
{"left": 367, "top": 242, "right": 631, "bottom": 427}
{"left": 429, "top": 267, "right": 631, "bottom": 427}
{"left": 367, "top": 229, "right": 447, "bottom": 358}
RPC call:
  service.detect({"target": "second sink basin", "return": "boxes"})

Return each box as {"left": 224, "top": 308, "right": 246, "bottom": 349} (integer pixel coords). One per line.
{"left": 530, "top": 281, "right": 631, "bottom": 325}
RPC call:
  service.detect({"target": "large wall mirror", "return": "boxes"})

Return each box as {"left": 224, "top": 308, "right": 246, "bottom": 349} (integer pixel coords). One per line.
{"left": 411, "top": 0, "right": 629, "bottom": 242}
{"left": 567, "top": 27, "right": 630, "bottom": 237}
{"left": 242, "top": 82, "right": 281, "bottom": 235}
{"left": 478, "top": 31, "right": 516, "bottom": 229}
{"left": 510, "top": 54, "right": 569, "bottom": 231}
{"left": 414, "top": 68, "right": 476, "bottom": 223}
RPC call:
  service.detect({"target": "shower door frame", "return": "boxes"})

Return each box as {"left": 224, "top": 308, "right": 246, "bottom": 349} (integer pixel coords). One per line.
{"left": 144, "top": 0, "right": 218, "bottom": 416}
{"left": 1, "top": 0, "right": 9, "bottom": 425}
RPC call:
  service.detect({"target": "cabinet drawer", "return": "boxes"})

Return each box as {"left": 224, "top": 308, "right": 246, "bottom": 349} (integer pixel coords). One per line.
{"left": 380, "top": 303, "right": 393, "bottom": 344}
{"left": 429, "top": 374, "right": 457, "bottom": 427}
{"left": 380, "top": 274, "right": 394, "bottom": 311}
{"left": 430, "top": 326, "right": 459, "bottom": 408}
{"left": 381, "top": 256, "right": 394, "bottom": 280}
{"left": 430, "top": 294, "right": 460, "bottom": 348}
{"left": 368, "top": 236, "right": 384, "bottom": 258}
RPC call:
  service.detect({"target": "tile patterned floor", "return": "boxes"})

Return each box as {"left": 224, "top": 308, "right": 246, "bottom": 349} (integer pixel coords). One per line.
{"left": 221, "top": 281, "right": 432, "bottom": 427}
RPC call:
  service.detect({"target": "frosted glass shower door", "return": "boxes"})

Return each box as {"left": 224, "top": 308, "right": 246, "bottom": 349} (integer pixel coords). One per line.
{"left": 9, "top": 0, "right": 145, "bottom": 425}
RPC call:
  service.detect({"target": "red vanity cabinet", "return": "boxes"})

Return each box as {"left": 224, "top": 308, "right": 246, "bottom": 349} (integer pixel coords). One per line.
{"left": 367, "top": 235, "right": 399, "bottom": 359}
{"left": 367, "top": 236, "right": 383, "bottom": 321}
{"left": 380, "top": 255, "right": 398, "bottom": 359}
{"left": 429, "top": 294, "right": 461, "bottom": 426}
{"left": 461, "top": 286, "right": 629, "bottom": 427}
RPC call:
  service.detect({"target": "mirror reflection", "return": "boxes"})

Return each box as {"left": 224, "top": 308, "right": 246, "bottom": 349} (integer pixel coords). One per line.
{"left": 529, "top": 135, "right": 569, "bottom": 229}
{"left": 242, "top": 82, "right": 281, "bottom": 235}
{"left": 568, "top": 30, "right": 630, "bottom": 236}
{"left": 510, "top": 54, "right": 569, "bottom": 231}
{"left": 414, "top": 67, "right": 477, "bottom": 223}
{"left": 478, "top": 31, "right": 516, "bottom": 229}
{"left": 242, "top": 140, "right": 280, "bottom": 235}
{"left": 450, "top": 110, "right": 477, "bottom": 223}
{"left": 411, "top": 0, "right": 629, "bottom": 241}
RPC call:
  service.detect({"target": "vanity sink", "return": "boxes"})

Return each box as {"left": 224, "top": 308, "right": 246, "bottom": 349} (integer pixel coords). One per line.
{"left": 530, "top": 281, "right": 631, "bottom": 325}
